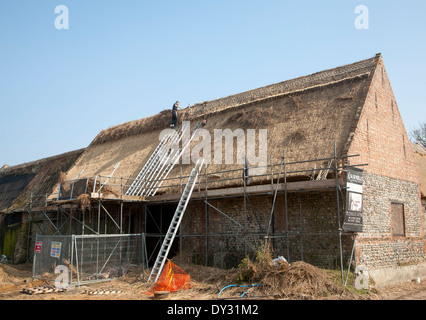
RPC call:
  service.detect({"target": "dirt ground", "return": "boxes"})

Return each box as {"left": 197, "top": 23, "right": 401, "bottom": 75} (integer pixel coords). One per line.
{"left": 1, "top": 262, "right": 426, "bottom": 301}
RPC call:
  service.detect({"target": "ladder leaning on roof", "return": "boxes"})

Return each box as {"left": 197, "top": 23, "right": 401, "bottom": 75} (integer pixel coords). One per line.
{"left": 143, "top": 120, "right": 203, "bottom": 197}
{"left": 148, "top": 158, "right": 206, "bottom": 283}
{"left": 126, "top": 121, "right": 203, "bottom": 197}
{"left": 125, "top": 123, "right": 186, "bottom": 196}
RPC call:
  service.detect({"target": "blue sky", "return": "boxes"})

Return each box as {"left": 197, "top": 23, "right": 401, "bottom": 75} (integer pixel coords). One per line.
{"left": 0, "top": 0, "right": 425, "bottom": 166}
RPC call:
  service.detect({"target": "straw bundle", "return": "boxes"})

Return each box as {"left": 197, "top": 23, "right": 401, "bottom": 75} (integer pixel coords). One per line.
{"left": 237, "top": 253, "right": 343, "bottom": 299}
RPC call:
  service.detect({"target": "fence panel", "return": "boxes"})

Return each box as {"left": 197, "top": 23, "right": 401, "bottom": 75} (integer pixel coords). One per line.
{"left": 72, "top": 234, "right": 147, "bottom": 285}
{"left": 32, "top": 234, "right": 147, "bottom": 286}
{"left": 32, "top": 235, "right": 72, "bottom": 281}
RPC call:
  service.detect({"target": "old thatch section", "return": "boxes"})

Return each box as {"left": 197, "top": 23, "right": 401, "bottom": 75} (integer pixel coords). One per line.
{"left": 0, "top": 149, "right": 85, "bottom": 213}
{"left": 56, "top": 55, "right": 380, "bottom": 197}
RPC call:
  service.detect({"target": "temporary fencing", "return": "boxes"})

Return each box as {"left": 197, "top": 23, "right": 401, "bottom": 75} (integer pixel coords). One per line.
{"left": 32, "top": 233, "right": 147, "bottom": 286}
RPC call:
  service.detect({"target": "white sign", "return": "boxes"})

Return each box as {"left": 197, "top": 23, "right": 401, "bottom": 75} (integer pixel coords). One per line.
{"left": 50, "top": 242, "right": 62, "bottom": 258}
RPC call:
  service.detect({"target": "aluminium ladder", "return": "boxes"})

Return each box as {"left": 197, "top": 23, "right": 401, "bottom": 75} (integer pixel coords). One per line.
{"left": 126, "top": 123, "right": 187, "bottom": 196}
{"left": 127, "top": 121, "right": 203, "bottom": 197}
{"left": 129, "top": 124, "right": 189, "bottom": 196}
{"left": 143, "top": 121, "right": 204, "bottom": 197}
{"left": 148, "top": 158, "right": 206, "bottom": 283}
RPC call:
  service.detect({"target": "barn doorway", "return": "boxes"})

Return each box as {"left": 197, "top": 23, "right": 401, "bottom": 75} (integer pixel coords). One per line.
{"left": 145, "top": 204, "right": 179, "bottom": 267}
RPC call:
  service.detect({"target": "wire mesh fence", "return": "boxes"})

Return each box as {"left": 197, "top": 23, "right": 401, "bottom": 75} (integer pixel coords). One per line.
{"left": 32, "top": 235, "right": 72, "bottom": 281}
{"left": 32, "top": 233, "right": 147, "bottom": 286}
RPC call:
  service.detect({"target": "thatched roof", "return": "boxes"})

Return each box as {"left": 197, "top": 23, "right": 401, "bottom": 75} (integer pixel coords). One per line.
{"left": 0, "top": 149, "right": 85, "bottom": 212}
{"left": 412, "top": 143, "right": 426, "bottom": 198}
{"left": 58, "top": 55, "right": 381, "bottom": 196}
{"left": 92, "top": 56, "right": 377, "bottom": 147}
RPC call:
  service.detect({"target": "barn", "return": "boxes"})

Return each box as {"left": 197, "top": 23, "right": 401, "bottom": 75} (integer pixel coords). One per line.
{"left": 1, "top": 53, "right": 424, "bottom": 287}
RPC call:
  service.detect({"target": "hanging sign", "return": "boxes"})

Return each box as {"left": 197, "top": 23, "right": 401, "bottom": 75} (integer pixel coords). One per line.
{"left": 343, "top": 167, "right": 364, "bottom": 232}
{"left": 35, "top": 241, "right": 43, "bottom": 253}
{"left": 50, "top": 242, "right": 62, "bottom": 258}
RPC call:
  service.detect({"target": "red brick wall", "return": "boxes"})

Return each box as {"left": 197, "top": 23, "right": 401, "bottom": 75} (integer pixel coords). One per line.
{"left": 348, "top": 57, "right": 420, "bottom": 184}
{"left": 349, "top": 57, "right": 425, "bottom": 269}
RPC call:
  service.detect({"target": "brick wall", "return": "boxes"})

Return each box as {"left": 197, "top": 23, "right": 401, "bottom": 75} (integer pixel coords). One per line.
{"left": 423, "top": 199, "right": 426, "bottom": 255}
{"left": 180, "top": 192, "right": 353, "bottom": 269}
{"left": 348, "top": 57, "right": 425, "bottom": 269}
{"left": 356, "top": 172, "right": 424, "bottom": 269}
{"left": 360, "top": 172, "right": 422, "bottom": 238}
{"left": 348, "top": 57, "right": 420, "bottom": 183}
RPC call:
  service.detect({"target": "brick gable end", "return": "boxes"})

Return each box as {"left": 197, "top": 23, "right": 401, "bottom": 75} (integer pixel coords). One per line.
{"left": 348, "top": 56, "right": 420, "bottom": 184}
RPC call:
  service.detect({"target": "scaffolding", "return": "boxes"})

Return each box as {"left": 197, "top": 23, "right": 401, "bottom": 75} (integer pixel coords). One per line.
{"left": 25, "top": 142, "right": 367, "bottom": 284}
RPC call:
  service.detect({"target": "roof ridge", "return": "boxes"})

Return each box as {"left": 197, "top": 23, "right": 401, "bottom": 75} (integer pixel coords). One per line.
{"left": 90, "top": 55, "right": 379, "bottom": 146}
{"left": 194, "top": 72, "right": 370, "bottom": 120}
{"left": 187, "top": 55, "right": 379, "bottom": 115}
{"left": 3, "top": 148, "right": 86, "bottom": 172}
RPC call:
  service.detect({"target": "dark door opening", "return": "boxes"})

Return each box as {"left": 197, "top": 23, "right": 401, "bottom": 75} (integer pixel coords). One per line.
{"left": 145, "top": 204, "right": 179, "bottom": 267}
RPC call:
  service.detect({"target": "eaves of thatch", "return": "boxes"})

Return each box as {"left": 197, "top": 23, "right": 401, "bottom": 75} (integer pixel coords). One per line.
{"left": 0, "top": 148, "right": 85, "bottom": 213}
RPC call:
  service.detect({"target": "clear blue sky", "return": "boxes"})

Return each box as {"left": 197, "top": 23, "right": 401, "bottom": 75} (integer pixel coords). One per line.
{"left": 1, "top": 0, "right": 425, "bottom": 166}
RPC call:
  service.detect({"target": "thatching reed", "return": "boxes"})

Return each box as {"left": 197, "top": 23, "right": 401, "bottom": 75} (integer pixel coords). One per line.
{"left": 91, "top": 111, "right": 170, "bottom": 146}
{"left": 60, "top": 56, "right": 379, "bottom": 196}
{"left": 232, "top": 243, "right": 345, "bottom": 299}
{"left": 238, "top": 257, "right": 344, "bottom": 299}
{"left": 171, "top": 244, "right": 346, "bottom": 299}
{"left": 77, "top": 194, "right": 91, "bottom": 211}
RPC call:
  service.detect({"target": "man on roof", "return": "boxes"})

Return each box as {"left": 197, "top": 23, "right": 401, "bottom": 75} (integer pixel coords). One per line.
{"left": 170, "top": 101, "right": 182, "bottom": 128}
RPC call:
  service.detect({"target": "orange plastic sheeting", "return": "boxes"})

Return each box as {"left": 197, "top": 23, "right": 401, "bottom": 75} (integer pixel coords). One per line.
{"left": 142, "top": 261, "right": 191, "bottom": 295}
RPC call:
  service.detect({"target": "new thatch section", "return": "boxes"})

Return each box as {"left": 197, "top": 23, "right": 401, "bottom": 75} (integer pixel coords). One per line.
{"left": 55, "top": 55, "right": 380, "bottom": 199}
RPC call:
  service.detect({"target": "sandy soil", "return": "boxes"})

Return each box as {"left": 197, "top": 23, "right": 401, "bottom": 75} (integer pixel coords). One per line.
{"left": 1, "top": 262, "right": 425, "bottom": 301}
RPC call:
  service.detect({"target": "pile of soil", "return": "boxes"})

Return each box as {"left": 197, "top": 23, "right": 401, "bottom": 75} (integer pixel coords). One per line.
{"left": 0, "top": 264, "right": 21, "bottom": 293}
{"left": 0, "top": 265, "right": 10, "bottom": 282}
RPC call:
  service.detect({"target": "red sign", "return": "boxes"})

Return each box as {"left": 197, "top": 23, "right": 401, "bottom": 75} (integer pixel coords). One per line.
{"left": 35, "top": 241, "right": 42, "bottom": 253}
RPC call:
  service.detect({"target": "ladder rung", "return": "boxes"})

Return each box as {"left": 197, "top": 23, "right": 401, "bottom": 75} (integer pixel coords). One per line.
{"left": 148, "top": 155, "right": 206, "bottom": 282}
